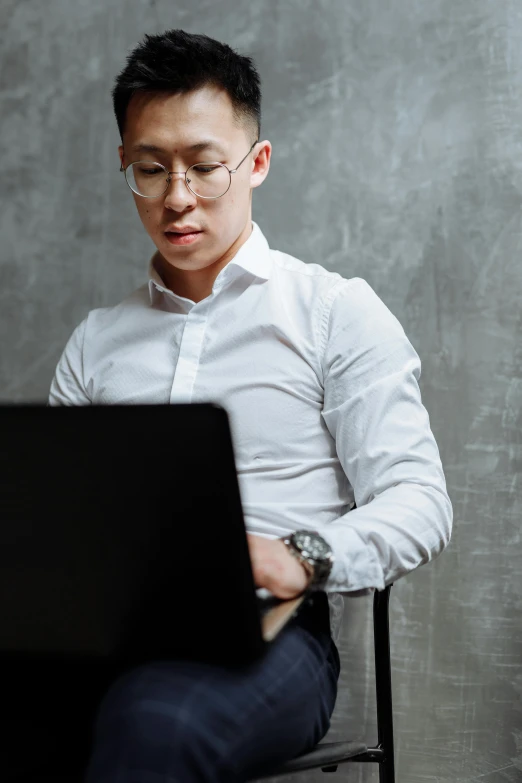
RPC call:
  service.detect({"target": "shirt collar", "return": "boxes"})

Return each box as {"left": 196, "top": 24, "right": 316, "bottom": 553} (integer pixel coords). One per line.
{"left": 147, "top": 220, "right": 272, "bottom": 303}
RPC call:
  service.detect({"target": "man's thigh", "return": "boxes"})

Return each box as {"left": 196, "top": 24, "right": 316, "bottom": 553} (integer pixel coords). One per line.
{"left": 85, "top": 618, "right": 340, "bottom": 782}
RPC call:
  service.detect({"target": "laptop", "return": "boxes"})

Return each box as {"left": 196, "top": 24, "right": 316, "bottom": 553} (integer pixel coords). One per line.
{"left": 0, "top": 402, "right": 309, "bottom": 669}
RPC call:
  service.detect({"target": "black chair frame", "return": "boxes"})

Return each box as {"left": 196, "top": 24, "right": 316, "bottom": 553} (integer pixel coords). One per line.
{"left": 256, "top": 583, "right": 395, "bottom": 782}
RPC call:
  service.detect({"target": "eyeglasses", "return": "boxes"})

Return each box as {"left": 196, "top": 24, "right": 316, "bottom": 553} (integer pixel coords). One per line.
{"left": 120, "top": 139, "right": 259, "bottom": 199}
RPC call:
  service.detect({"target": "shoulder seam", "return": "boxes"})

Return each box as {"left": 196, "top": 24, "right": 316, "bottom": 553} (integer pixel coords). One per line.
{"left": 318, "top": 278, "right": 349, "bottom": 361}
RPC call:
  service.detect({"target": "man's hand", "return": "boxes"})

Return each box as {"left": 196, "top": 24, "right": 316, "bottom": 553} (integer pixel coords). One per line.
{"left": 246, "top": 533, "right": 311, "bottom": 599}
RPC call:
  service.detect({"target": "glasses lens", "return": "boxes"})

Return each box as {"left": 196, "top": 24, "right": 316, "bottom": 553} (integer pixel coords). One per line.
{"left": 187, "top": 163, "right": 230, "bottom": 198}
{"left": 126, "top": 162, "right": 168, "bottom": 197}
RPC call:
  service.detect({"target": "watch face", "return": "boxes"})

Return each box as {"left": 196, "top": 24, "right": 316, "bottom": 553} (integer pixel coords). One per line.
{"left": 294, "top": 531, "right": 330, "bottom": 560}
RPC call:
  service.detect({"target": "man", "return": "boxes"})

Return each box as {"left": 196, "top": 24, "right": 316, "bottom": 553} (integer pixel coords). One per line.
{"left": 49, "top": 29, "right": 452, "bottom": 783}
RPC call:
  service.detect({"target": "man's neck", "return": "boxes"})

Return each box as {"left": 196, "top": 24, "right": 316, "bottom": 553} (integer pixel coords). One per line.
{"left": 154, "top": 220, "right": 253, "bottom": 304}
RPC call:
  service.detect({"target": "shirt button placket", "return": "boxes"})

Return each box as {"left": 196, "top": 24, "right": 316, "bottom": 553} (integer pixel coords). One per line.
{"left": 169, "top": 300, "right": 210, "bottom": 404}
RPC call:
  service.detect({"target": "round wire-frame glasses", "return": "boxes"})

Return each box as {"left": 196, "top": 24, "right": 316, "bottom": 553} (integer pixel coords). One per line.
{"left": 120, "top": 139, "right": 259, "bottom": 199}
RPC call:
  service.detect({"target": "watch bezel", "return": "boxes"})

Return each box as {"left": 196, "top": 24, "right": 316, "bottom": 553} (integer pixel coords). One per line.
{"left": 284, "top": 530, "right": 334, "bottom": 586}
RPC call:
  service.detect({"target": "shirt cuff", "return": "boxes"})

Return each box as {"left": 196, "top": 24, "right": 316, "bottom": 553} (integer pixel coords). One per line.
{"left": 318, "top": 525, "right": 387, "bottom": 593}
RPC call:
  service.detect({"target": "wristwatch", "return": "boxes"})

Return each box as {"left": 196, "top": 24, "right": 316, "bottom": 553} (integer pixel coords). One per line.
{"left": 281, "top": 530, "right": 334, "bottom": 589}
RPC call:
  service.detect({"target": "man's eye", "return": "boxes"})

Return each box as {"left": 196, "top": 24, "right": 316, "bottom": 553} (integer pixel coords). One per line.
{"left": 192, "top": 165, "right": 221, "bottom": 174}
{"left": 138, "top": 167, "right": 162, "bottom": 176}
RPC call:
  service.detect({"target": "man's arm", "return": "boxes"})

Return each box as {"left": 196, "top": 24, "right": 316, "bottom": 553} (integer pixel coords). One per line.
{"left": 248, "top": 277, "right": 452, "bottom": 599}
{"left": 48, "top": 318, "right": 91, "bottom": 406}
{"left": 312, "top": 277, "right": 452, "bottom": 593}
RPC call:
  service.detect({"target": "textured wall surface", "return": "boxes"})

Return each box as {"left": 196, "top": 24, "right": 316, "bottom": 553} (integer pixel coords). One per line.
{"left": 2, "top": 1, "right": 522, "bottom": 781}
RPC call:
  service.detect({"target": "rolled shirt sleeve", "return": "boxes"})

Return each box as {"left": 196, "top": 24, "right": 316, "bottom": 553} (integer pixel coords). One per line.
{"left": 48, "top": 318, "right": 91, "bottom": 406}
{"left": 315, "top": 278, "right": 453, "bottom": 593}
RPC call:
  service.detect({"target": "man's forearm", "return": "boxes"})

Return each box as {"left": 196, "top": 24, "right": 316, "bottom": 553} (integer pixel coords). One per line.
{"left": 316, "top": 480, "right": 452, "bottom": 593}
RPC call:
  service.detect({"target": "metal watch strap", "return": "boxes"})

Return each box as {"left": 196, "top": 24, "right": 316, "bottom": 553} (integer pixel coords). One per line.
{"left": 281, "top": 531, "right": 333, "bottom": 588}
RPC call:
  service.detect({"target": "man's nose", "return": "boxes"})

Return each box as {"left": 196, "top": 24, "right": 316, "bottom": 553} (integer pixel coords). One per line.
{"left": 164, "top": 172, "right": 197, "bottom": 208}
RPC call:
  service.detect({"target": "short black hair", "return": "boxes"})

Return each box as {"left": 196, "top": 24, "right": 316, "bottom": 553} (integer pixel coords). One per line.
{"left": 111, "top": 29, "right": 261, "bottom": 145}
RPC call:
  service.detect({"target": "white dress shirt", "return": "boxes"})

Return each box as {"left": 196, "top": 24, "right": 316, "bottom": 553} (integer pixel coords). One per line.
{"left": 49, "top": 220, "right": 453, "bottom": 641}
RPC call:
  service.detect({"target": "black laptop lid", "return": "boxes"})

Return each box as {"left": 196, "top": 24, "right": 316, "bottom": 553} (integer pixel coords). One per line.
{"left": 0, "top": 403, "right": 265, "bottom": 667}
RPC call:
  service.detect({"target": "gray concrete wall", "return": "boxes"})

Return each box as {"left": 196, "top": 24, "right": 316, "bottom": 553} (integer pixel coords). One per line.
{"left": 1, "top": 1, "right": 521, "bottom": 781}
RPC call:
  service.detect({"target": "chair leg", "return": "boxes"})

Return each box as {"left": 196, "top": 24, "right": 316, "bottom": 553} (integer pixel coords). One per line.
{"left": 374, "top": 585, "right": 395, "bottom": 783}
{"left": 379, "top": 757, "right": 395, "bottom": 783}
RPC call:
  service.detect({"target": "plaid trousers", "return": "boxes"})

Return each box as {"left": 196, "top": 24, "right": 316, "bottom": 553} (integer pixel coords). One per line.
{"left": 4, "top": 594, "right": 340, "bottom": 783}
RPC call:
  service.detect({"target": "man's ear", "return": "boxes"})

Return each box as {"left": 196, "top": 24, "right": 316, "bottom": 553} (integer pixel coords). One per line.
{"left": 118, "top": 144, "right": 124, "bottom": 169}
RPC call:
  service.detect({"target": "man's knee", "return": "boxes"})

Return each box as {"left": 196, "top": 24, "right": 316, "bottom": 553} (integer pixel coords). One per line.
{"left": 86, "top": 663, "right": 233, "bottom": 782}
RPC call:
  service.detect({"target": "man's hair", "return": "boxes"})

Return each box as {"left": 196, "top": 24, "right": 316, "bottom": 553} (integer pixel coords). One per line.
{"left": 111, "top": 29, "right": 261, "bottom": 145}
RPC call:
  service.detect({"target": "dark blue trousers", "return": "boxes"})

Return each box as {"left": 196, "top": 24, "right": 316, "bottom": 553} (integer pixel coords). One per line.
{"left": 85, "top": 594, "right": 340, "bottom": 783}
{"left": 3, "top": 594, "right": 340, "bottom": 782}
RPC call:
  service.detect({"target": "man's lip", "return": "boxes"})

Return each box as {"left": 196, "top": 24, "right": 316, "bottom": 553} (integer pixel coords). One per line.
{"left": 164, "top": 228, "right": 202, "bottom": 234}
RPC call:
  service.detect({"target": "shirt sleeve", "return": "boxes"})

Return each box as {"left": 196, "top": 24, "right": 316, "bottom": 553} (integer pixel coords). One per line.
{"left": 48, "top": 318, "right": 91, "bottom": 406}
{"left": 315, "top": 277, "right": 453, "bottom": 593}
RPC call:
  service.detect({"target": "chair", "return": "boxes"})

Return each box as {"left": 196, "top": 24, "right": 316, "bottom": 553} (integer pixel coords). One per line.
{"left": 254, "top": 583, "right": 395, "bottom": 782}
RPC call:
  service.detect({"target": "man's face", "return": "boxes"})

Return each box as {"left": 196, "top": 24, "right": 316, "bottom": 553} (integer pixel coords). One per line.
{"left": 118, "top": 86, "right": 270, "bottom": 278}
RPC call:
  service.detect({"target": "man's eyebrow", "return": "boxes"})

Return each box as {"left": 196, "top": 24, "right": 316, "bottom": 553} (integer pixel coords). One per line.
{"left": 130, "top": 140, "right": 227, "bottom": 155}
